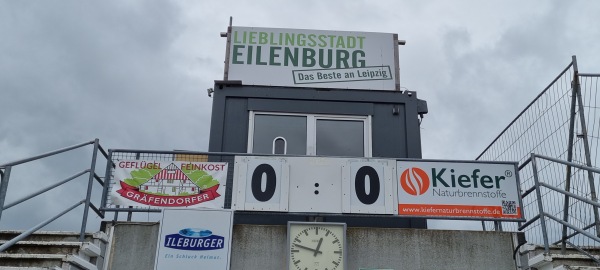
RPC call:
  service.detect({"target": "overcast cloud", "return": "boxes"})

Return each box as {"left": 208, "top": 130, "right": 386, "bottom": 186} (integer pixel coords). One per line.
{"left": 1, "top": 0, "right": 599, "bottom": 231}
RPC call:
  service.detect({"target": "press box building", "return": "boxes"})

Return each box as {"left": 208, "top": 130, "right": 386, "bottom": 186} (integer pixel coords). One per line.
{"left": 208, "top": 26, "right": 429, "bottom": 228}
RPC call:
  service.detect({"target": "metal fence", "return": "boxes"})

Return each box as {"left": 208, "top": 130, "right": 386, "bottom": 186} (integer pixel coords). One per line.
{"left": 524, "top": 154, "right": 599, "bottom": 262}
{"left": 476, "top": 56, "right": 600, "bottom": 257}
{"left": 0, "top": 139, "right": 107, "bottom": 251}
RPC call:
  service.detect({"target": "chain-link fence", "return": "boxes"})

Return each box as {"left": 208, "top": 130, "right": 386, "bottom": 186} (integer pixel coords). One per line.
{"left": 476, "top": 56, "right": 600, "bottom": 252}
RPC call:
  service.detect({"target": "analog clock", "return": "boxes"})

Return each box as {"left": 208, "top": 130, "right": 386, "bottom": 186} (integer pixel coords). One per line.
{"left": 287, "top": 222, "right": 346, "bottom": 270}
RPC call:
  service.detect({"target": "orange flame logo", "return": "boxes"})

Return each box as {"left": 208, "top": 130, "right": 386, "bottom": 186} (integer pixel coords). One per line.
{"left": 400, "top": 167, "right": 430, "bottom": 196}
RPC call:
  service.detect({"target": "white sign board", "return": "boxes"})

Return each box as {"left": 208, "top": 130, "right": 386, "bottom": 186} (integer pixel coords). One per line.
{"left": 233, "top": 156, "right": 396, "bottom": 214}
{"left": 154, "top": 209, "right": 234, "bottom": 270}
{"left": 344, "top": 160, "right": 396, "bottom": 214}
{"left": 233, "top": 156, "right": 289, "bottom": 211}
{"left": 227, "top": 26, "right": 399, "bottom": 90}
{"left": 110, "top": 160, "right": 227, "bottom": 209}
{"left": 396, "top": 160, "right": 522, "bottom": 219}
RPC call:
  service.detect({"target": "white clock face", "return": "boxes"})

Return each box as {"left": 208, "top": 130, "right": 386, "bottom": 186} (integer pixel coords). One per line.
{"left": 288, "top": 223, "right": 345, "bottom": 270}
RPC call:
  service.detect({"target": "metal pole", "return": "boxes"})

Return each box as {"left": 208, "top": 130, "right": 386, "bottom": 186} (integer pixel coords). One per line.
{"left": 128, "top": 152, "right": 142, "bottom": 222}
{"left": 393, "top": 33, "right": 401, "bottom": 91}
{"left": 113, "top": 205, "right": 120, "bottom": 222}
{"left": 222, "top": 16, "right": 233, "bottom": 81}
{"left": 3, "top": 170, "right": 89, "bottom": 210}
{"left": 99, "top": 150, "right": 113, "bottom": 216}
{"left": 531, "top": 154, "right": 550, "bottom": 255}
{"left": 0, "top": 166, "right": 12, "bottom": 222}
{"left": 572, "top": 55, "right": 600, "bottom": 237}
{"left": 0, "top": 140, "right": 94, "bottom": 168}
{"left": 537, "top": 154, "right": 600, "bottom": 173}
{"left": 561, "top": 57, "right": 578, "bottom": 253}
{"left": 80, "top": 139, "right": 100, "bottom": 242}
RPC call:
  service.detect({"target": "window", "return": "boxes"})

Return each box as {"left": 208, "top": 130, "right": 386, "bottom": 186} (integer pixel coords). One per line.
{"left": 248, "top": 112, "right": 371, "bottom": 157}
{"left": 251, "top": 114, "right": 306, "bottom": 155}
{"left": 316, "top": 119, "right": 365, "bottom": 156}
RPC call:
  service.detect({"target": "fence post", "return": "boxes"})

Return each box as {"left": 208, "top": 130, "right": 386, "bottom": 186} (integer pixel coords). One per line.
{"left": 572, "top": 55, "right": 600, "bottom": 237}
{"left": 126, "top": 152, "right": 143, "bottom": 222}
{"left": 561, "top": 57, "right": 578, "bottom": 253}
{"left": 80, "top": 139, "right": 100, "bottom": 242}
{"left": 493, "top": 221, "right": 503, "bottom": 231}
{"left": 531, "top": 154, "right": 550, "bottom": 254}
{"left": 100, "top": 149, "right": 113, "bottom": 216}
{"left": 113, "top": 205, "right": 120, "bottom": 222}
{"left": 0, "top": 166, "right": 12, "bottom": 222}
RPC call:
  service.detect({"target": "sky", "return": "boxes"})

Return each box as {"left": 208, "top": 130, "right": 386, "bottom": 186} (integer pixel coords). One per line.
{"left": 1, "top": 0, "right": 600, "bottom": 232}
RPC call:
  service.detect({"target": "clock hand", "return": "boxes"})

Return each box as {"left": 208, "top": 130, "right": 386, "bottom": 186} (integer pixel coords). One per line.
{"left": 294, "top": 243, "right": 323, "bottom": 254}
{"left": 313, "top": 238, "right": 323, "bottom": 257}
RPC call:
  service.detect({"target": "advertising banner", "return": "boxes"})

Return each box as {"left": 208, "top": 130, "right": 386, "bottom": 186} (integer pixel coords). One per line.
{"left": 110, "top": 160, "right": 227, "bottom": 209}
{"left": 154, "top": 209, "right": 234, "bottom": 270}
{"left": 227, "top": 26, "right": 399, "bottom": 90}
{"left": 396, "top": 160, "right": 523, "bottom": 220}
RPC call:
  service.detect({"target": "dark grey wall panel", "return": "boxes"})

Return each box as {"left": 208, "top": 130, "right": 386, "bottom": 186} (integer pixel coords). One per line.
{"left": 404, "top": 97, "right": 424, "bottom": 158}
{"left": 248, "top": 98, "right": 374, "bottom": 116}
{"left": 213, "top": 83, "right": 420, "bottom": 103}
{"left": 371, "top": 103, "right": 409, "bottom": 158}
{"left": 222, "top": 98, "right": 249, "bottom": 153}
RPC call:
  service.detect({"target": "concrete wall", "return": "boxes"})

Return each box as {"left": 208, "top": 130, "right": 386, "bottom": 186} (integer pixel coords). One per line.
{"left": 105, "top": 222, "right": 516, "bottom": 270}
{"left": 104, "top": 222, "right": 160, "bottom": 270}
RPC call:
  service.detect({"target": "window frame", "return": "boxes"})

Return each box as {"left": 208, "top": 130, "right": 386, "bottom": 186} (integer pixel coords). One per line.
{"left": 247, "top": 111, "right": 372, "bottom": 157}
